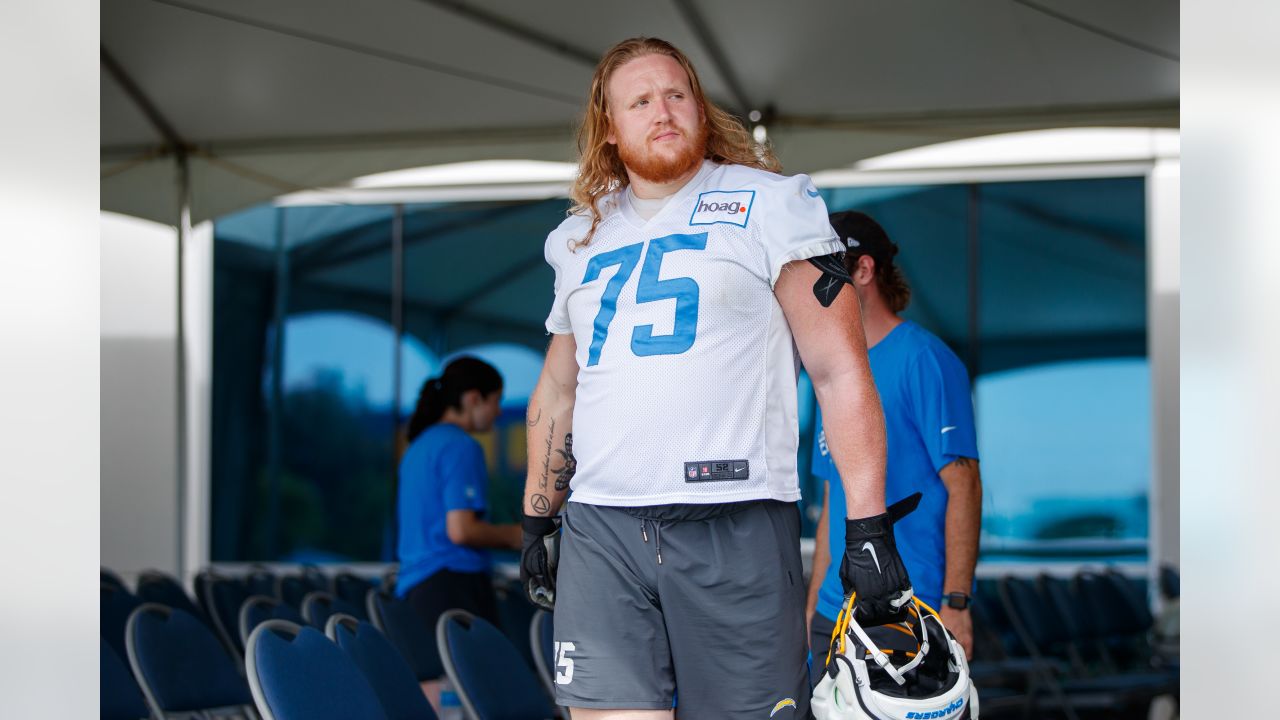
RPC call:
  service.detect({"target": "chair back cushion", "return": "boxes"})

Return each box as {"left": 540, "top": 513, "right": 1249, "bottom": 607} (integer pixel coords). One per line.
{"left": 101, "top": 638, "right": 149, "bottom": 720}
{"left": 370, "top": 592, "right": 443, "bottom": 680}
{"left": 127, "top": 605, "right": 252, "bottom": 713}
{"left": 331, "top": 617, "right": 438, "bottom": 720}
{"left": 440, "top": 611, "right": 554, "bottom": 720}
{"left": 247, "top": 622, "right": 387, "bottom": 720}
{"left": 136, "top": 571, "right": 205, "bottom": 622}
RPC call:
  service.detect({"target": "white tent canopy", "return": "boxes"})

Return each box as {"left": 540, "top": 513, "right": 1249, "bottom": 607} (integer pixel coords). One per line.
{"left": 102, "top": 0, "right": 1177, "bottom": 225}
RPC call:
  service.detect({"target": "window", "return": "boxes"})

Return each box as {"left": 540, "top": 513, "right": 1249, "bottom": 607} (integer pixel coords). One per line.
{"left": 212, "top": 199, "right": 566, "bottom": 561}
{"left": 810, "top": 176, "right": 1148, "bottom": 558}
{"left": 977, "top": 358, "right": 1150, "bottom": 559}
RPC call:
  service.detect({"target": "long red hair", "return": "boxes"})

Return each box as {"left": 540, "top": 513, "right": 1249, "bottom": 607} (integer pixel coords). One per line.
{"left": 569, "top": 37, "right": 778, "bottom": 248}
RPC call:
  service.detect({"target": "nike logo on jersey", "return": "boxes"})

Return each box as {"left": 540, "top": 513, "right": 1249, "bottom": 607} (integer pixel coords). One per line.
{"left": 861, "top": 541, "right": 881, "bottom": 572}
{"left": 690, "top": 189, "right": 755, "bottom": 228}
{"left": 805, "top": 187, "right": 821, "bottom": 198}
{"left": 941, "top": 426, "right": 956, "bottom": 434}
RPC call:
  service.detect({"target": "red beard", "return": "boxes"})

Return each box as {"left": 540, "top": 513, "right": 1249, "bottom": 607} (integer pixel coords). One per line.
{"left": 617, "top": 122, "right": 709, "bottom": 185}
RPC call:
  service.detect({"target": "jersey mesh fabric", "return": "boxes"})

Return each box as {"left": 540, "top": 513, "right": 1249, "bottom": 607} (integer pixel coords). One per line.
{"left": 544, "top": 161, "right": 842, "bottom": 505}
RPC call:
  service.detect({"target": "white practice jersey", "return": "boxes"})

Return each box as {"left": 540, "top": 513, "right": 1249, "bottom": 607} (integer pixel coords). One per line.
{"left": 544, "top": 161, "right": 841, "bottom": 505}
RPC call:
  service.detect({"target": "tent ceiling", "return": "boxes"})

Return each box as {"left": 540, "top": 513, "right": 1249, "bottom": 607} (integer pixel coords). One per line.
{"left": 102, "top": 0, "right": 1177, "bottom": 225}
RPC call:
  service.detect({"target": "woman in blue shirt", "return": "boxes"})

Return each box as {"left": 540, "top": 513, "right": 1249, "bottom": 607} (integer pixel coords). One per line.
{"left": 397, "top": 357, "right": 521, "bottom": 631}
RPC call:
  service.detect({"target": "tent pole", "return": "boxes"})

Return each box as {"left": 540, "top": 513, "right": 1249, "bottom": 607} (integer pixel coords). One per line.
{"left": 265, "top": 208, "right": 288, "bottom": 560}
{"left": 392, "top": 204, "right": 405, "bottom": 429}
{"left": 966, "top": 184, "right": 981, "bottom": 379}
{"left": 390, "top": 204, "right": 405, "bottom": 560}
{"left": 175, "top": 153, "right": 190, "bottom": 582}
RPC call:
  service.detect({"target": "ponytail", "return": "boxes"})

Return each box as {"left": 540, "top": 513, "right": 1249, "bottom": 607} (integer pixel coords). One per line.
{"left": 406, "top": 357, "right": 503, "bottom": 442}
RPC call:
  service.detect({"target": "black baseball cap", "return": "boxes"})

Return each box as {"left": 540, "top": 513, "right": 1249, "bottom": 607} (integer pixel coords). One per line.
{"left": 829, "top": 210, "right": 898, "bottom": 269}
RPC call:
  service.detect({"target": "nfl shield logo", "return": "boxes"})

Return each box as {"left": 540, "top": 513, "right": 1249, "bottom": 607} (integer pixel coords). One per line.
{"left": 688, "top": 467, "right": 698, "bottom": 479}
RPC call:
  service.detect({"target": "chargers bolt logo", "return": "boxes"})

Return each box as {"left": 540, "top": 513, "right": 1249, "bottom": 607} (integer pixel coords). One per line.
{"left": 769, "top": 698, "right": 797, "bottom": 716}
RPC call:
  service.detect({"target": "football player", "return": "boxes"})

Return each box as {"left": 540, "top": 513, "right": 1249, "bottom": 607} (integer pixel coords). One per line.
{"left": 520, "top": 37, "right": 913, "bottom": 719}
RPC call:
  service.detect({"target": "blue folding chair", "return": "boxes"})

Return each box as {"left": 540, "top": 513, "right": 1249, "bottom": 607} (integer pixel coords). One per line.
{"left": 136, "top": 570, "right": 206, "bottom": 624}
{"left": 246, "top": 566, "right": 278, "bottom": 598}
{"left": 202, "top": 574, "right": 252, "bottom": 658}
{"left": 101, "top": 637, "right": 148, "bottom": 720}
{"left": 125, "top": 604, "right": 255, "bottom": 719}
{"left": 301, "top": 591, "right": 362, "bottom": 630}
{"left": 240, "top": 595, "right": 306, "bottom": 650}
{"left": 529, "top": 610, "right": 556, "bottom": 697}
{"left": 529, "top": 609, "right": 567, "bottom": 717}
{"left": 1158, "top": 564, "right": 1180, "bottom": 600}
{"left": 368, "top": 589, "right": 444, "bottom": 681}
{"left": 246, "top": 619, "right": 387, "bottom": 720}
{"left": 102, "top": 567, "right": 127, "bottom": 592}
{"left": 334, "top": 572, "right": 375, "bottom": 618}
{"left": 495, "top": 579, "right": 538, "bottom": 669}
{"left": 101, "top": 582, "right": 143, "bottom": 662}
{"left": 326, "top": 613, "right": 438, "bottom": 720}
{"left": 438, "top": 610, "right": 555, "bottom": 720}
{"left": 194, "top": 569, "right": 221, "bottom": 621}
{"left": 277, "top": 567, "right": 329, "bottom": 609}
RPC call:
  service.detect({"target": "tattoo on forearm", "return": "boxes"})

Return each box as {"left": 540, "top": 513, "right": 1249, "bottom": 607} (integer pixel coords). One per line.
{"left": 527, "top": 408, "right": 542, "bottom": 427}
{"left": 550, "top": 433, "right": 576, "bottom": 491}
{"left": 530, "top": 494, "right": 551, "bottom": 515}
{"left": 950, "top": 457, "right": 977, "bottom": 469}
{"left": 539, "top": 418, "right": 555, "bottom": 490}
{"left": 807, "top": 253, "right": 852, "bottom": 307}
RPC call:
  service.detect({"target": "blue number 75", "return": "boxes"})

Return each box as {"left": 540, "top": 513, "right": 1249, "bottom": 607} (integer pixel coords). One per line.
{"left": 581, "top": 232, "right": 708, "bottom": 367}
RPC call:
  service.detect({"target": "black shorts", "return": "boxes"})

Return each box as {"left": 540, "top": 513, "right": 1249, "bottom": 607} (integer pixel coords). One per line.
{"left": 553, "top": 499, "right": 810, "bottom": 719}
{"left": 404, "top": 568, "right": 499, "bottom": 637}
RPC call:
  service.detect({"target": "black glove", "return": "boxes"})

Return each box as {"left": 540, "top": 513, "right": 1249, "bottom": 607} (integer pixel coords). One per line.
{"left": 520, "top": 514, "right": 561, "bottom": 610}
{"left": 841, "top": 493, "right": 920, "bottom": 627}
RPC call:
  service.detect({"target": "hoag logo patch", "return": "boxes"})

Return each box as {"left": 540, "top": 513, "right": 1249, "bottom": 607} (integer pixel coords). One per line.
{"left": 690, "top": 189, "right": 755, "bottom": 228}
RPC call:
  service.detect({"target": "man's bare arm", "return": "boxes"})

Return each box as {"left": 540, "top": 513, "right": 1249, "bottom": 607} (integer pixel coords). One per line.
{"left": 776, "top": 259, "right": 887, "bottom": 519}
{"left": 446, "top": 510, "right": 521, "bottom": 549}
{"left": 938, "top": 456, "right": 981, "bottom": 657}
{"left": 939, "top": 457, "right": 982, "bottom": 597}
{"left": 524, "top": 333, "right": 579, "bottom": 517}
{"left": 806, "top": 482, "right": 832, "bottom": 630}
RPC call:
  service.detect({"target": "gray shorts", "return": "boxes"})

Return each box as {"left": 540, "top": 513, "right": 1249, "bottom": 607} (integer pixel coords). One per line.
{"left": 552, "top": 499, "right": 811, "bottom": 719}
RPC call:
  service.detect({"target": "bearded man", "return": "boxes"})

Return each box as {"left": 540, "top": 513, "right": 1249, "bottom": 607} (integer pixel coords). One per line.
{"left": 519, "top": 37, "right": 914, "bottom": 719}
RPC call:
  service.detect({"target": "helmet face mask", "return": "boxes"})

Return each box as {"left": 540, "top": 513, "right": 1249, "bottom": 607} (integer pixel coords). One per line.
{"left": 812, "top": 597, "right": 979, "bottom": 720}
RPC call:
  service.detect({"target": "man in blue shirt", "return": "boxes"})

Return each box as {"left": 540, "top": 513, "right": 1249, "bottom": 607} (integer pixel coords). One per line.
{"left": 807, "top": 211, "right": 983, "bottom": 660}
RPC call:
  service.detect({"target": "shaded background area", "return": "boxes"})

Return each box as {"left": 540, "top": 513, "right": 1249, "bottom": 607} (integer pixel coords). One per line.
{"left": 208, "top": 174, "right": 1148, "bottom": 563}
{"left": 100, "top": 0, "right": 1177, "bottom": 225}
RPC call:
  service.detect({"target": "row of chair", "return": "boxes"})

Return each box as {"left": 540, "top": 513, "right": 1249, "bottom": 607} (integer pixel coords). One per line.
{"left": 103, "top": 565, "right": 559, "bottom": 720}
{"left": 105, "top": 602, "right": 561, "bottom": 719}
{"left": 103, "top": 571, "right": 368, "bottom": 665}
{"left": 965, "top": 566, "right": 1179, "bottom": 718}
{"left": 106, "top": 564, "right": 1178, "bottom": 719}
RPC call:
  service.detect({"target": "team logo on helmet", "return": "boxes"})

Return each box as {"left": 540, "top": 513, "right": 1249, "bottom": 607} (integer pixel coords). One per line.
{"left": 770, "top": 698, "right": 797, "bottom": 716}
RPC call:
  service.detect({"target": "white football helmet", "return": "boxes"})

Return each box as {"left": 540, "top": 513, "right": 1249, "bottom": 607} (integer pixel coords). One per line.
{"left": 812, "top": 596, "right": 979, "bottom": 720}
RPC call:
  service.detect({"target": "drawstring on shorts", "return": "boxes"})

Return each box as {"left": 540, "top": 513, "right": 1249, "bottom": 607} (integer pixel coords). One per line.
{"left": 640, "top": 518, "right": 664, "bottom": 564}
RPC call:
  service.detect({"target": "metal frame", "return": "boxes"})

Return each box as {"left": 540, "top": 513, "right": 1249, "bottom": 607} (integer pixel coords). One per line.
{"left": 528, "top": 609, "right": 569, "bottom": 717}
{"left": 238, "top": 595, "right": 287, "bottom": 651}
{"left": 200, "top": 575, "right": 246, "bottom": 661}
{"left": 244, "top": 620, "right": 303, "bottom": 720}
{"left": 365, "top": 588, "right": 389, "bottom": 635}
{"left": 126, "top": 602, "right": 260, "bottom": 720}
{"left": 323, "top": 613, "right": 361, "bottom": 643}
{"left": 435, "top": 609, "right": 483, "bottom": 720}
{"left": 299, "top": 590, "right": 338, "bottom": 628}
{"left": 102, "top": 44, "right": 194, "bottom": 583}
